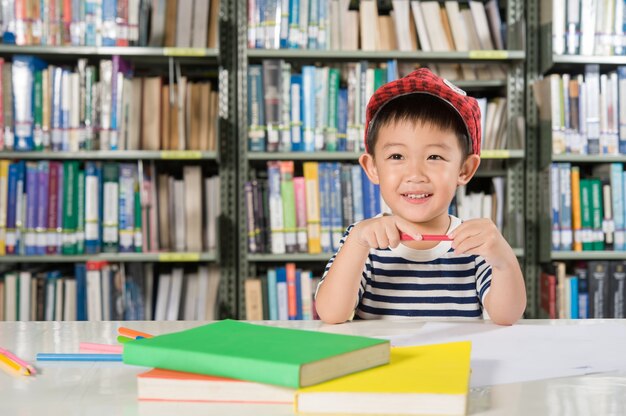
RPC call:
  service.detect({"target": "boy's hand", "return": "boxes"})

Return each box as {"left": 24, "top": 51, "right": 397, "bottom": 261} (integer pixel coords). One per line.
{"left": 352, "top": 215, "right": 423, "bottom": 249}
{"left": 448, "top": 218, "right": 516, "bottom": 269}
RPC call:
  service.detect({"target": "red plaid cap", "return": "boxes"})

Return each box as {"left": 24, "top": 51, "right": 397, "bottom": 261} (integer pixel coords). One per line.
{"left": 364, "top": 68, "right": 481, "bottom": 155}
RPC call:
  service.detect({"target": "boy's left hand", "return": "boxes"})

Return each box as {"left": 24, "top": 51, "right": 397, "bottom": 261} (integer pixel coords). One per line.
{"left": 448, "top": 218, "right": 516, "bottom": 270}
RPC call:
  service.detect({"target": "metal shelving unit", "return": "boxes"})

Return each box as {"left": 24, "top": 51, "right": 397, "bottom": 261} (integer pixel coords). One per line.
{"left": 551, "top": 251, "right": 626, "bottom": 261}
{"left": 0, "top": 1, "right": 238, "bottom": 319}
{"left": 237, "top": 0, "right": 529, "bottom": 319}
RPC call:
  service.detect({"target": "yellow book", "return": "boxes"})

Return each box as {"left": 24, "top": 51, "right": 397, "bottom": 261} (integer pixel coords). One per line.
{"left": 0, "top": 160, "right": 9, "bottom": 255}
{"left": 571, "top": 166, "right": 582, "bottom": 251}
{"left": 303, "top": 162, "right": 322, "bottom": 254}
{"left": 296, "top": 342, "right": 471, "bottom": 415}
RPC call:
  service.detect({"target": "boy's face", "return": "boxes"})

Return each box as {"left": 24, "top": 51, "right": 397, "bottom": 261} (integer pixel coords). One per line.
{"left": 359, "top": 120, "right": 480, "bottom": 229}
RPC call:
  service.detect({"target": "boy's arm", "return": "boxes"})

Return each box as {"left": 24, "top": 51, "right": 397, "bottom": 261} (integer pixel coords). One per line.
{"left": 315, "top": 230, "right": 370, "bottom": 324}
{"left": 449, "top": 218, "right": 526, "bottom": 325}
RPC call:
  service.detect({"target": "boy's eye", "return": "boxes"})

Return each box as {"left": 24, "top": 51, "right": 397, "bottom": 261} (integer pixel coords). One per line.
{"left": 428, "top": 155, "right": 444, "bottom": 160}
{"left": 387, "top": 153, "right": 403, "bottom": 160}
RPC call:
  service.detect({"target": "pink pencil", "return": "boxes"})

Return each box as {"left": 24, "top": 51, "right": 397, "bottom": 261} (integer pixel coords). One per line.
{"left": 401, "top": 233, "right": 453, "bottom": 241}
{"left": 0, "top": 347, "right": 36, "bottom": 375}
{"left": 79, "top": 342, "right": 124, "bottom": 354}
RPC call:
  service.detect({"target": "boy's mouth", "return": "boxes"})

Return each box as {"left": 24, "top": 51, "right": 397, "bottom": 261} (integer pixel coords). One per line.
{"left": 402, "top": 192, "right": 432, "bottom": 201}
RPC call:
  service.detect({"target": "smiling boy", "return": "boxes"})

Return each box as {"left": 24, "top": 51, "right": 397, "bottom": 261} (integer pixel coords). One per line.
{"left": 315, "top": 68, "right": 526, "bottom": 325}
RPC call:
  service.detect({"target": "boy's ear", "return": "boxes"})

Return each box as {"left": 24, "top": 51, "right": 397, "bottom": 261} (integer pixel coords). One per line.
{"left": 359, "top": 153, "right": 380, "bottom": 185}
{"left": 457, "top": 154, "right": 480, "bottom": 186}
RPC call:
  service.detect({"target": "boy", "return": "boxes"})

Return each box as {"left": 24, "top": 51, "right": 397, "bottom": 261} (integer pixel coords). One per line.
{"left": 315, "top": 68, "right": 526, "bottom": 326}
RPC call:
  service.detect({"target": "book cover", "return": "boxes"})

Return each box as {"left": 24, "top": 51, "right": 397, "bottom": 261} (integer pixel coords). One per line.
{"left": 296, "top": 342, "right": 471, "bottom": 416}
{"left": 123, "top": 319, "right": 390, "bottom": 388}
{"left": 137, "top": 368, "right": 294, "bottom": 404}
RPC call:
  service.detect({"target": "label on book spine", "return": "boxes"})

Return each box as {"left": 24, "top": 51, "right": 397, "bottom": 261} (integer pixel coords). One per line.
{"left": 480, "top": 150, "right": 511, "bottom": 159}
{"left": 163, "top": 48, "right": 207, "bottom": 57}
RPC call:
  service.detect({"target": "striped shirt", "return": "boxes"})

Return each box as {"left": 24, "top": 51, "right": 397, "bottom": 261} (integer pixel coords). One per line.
{"left": 318, "top": 215, "right": 492, "bottom": 320}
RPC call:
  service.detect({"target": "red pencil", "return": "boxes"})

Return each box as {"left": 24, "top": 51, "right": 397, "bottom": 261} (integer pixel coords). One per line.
{"left": 401, "top": 233, "right": 453, "bottom": 241}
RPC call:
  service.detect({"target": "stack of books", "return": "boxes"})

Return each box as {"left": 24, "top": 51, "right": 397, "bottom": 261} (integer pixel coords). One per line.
{"left": 124, "top": 319, "right": 472, "bottom": 415}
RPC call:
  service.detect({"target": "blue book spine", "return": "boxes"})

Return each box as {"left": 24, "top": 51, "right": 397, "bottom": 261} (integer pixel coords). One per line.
{"left": 118, "top": 163, "right": 136, "bottom": 253}
{"left": 255, "top": 0, "right": 266, "bottom": 49}
{"left": 351, "top": 164, "right": 364, "bottom": 223}
{"left": 307, "top": 0, "right": 319, "bottom": 49}
{"left": 570, "top": 276, "right": 579, "bottom": 319}
{"left": 85, "top": 0, "right": 98, "bottom": 46}
{"left": 387, "top": 59, "right": 399, "bottom": 82}
{"left": 248, "top": 65, "right": 266, "bottom": 151}
{"left": 24, "top": 162, "right": 39, "bottom": 256}
{"left": 279, "top": 0, "right": 290, "bottom": 48}
{"left": 329, "top": 162, "right": 343, "bottom": 251}
{"left": 36, "top": 161, "right": 49, "bottom": 255}
{"left": 109, "top": 57, "right": 120, "bottom": 150}
{"left": 85, "top": 161, "right": 102, "bottom": 254}
{"left": 550, "top": 164, "right": 561, "bottom": 250}
{"left": 319, "top": 162, "right": 332, "bottom": 252}
{"left": 102, "top": 0, "right": 117, "bottom": 46}
{"left": 75, "top": 263, "right": 87, "bottom": 321}
{"left": 6, "top": 162, "right": 18, "bottom": 254}
{"left": 56, "top": 163, "right": 64, "bottom": 253}
{"left": 611, "top": 163, "right": 625, "bottom": 250}
{"left": 13, "top": 56, "right": 46, "bottom": 151}
{"left": 317, "top": 0, "right": 327, "bottom": 50}
{"left": 275, "top": 266, "right": 288, "bottom": 320}
{"left": 295, "top": 268, "right": 303, "bottom": 320}
{"left": 267, "top": 268, "right": 278, "bottom": 320}
{"left": 302, "top": 66, "right": 316, "bottom": 151}
{"left": 290, "top": 74, "right": 303, "bottom": 151}
{"left": 337, "top": 88, "right": 348, "bottom": 151}
{"left": 14, "top": 161, "right": 25, "bottom": 254}
{"left": 287, "top": 0, "right": 300, "bottom": 48}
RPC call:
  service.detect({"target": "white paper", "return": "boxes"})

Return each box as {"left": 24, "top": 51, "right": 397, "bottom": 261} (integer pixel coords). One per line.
{"left": 386, "top": 321, "right": 626, "bottom": 387}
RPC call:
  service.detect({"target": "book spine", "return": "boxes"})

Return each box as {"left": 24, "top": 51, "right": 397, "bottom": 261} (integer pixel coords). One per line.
{"left": 244, "top": 181, "right": 259, "bottom": 253}
{"left": 329, "top": 162, "right": 343, "bottom": 251}
{"left": 13, "top": 56, "right": 36, "bottom": 151}
{"left": 248, "top": 65, "right": 266, "bottom": 152}
{"left": 313, "top": 66, "right": 328, "bottom": 151}
{"left": 286, "top": 262, "right": 297, "bottom": 320}
{"left": 279, "top": 61, "right": 292, "bottom": 152}
{"left": 337, "top": 87, "right": 348, "bottom": 151}
{"left": 275, "top": 266, "right": 288, "bottom": 320}
{"left": 36, "top": 161, "right": 49, "bottom": 255}
{"left": 102, "top": 162, "right": 119, "bottom": 252}
{"left": 84, "top": 161, "right": 101, "bottom": 253}
{"left": 293, "top": 176, "right": 308, "bottom": 253}
{"left": 280, "top": 160, "right": 297, "bottom": 253}
{"left": 34, "top": 69, "right": 44, "bottom": 150}
{"left": 318, "top": 162, "right": 332, "bottom": 252}
{"left": 303, "top": 162, "right": 321, "bottom": 253}
{"left": 46, "top": 161, "right": 59, "bottom": 254}
{"left": 551, "top": 164, "right": 562, "bottom": 250}
{"left": 290, "top": 74, "right": 303, "bottom": 151}
{"left": 76, "top": 168, "right": 85, "bottom": 254}
{"left": 559, "top": 163, "right": 573, "bottom": 250}
{"left": 591, "top": 179, "right": 604, "bottom": 250}
{"left": 302, "top": 65, "right": 315, "bottom": 151}
{"left": 267, "top": 268, "right": 278, "bottom": 320}
{"left": 267, "top": 161, "right": 286, "bottom": 254}
{"left": 325, "top": 67, "right": 339, "bottom": 151}
{"left": 118, "top": 163, "right": 136, "bottom": 253}
{"left": 62, "top": 160, "right": 78, "bottom": 254}
{"left": 0, "top": 160, "right": 8, "bottom": 255}
{"left": 24, "top": 162, "right": 38, "bottom": 255}
{"left": 588, "top": 260, "right": 610, "bottom": 318}
{"left": 300, "top": 269, "right": 312, "bottom": 320}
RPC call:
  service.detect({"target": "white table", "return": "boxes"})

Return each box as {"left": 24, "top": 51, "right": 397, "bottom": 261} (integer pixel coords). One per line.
{"left": 1, "top": 319, "right": 625, "bottom": 415}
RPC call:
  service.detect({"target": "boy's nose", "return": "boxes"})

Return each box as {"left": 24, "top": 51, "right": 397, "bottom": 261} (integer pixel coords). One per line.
{"left": 405, "top": 161, "right": 428, "bottom": 182}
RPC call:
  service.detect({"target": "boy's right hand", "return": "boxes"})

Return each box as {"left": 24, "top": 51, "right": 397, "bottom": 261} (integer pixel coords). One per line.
{"left": 352, "top": 215, "right": 423, "bottom": 249}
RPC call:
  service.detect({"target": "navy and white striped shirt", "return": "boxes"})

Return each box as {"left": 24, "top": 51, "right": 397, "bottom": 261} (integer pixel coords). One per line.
{"left": 318, "top": 215, "right": 492, "bottom": 320}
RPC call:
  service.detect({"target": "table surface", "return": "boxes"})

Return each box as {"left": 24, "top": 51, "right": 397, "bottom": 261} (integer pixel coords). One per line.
{"left": 1, "top": 319, "right": 626, "bottom": 416}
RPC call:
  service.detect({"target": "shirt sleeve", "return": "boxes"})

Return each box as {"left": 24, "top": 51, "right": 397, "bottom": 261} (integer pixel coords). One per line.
{"left": 475, "top": 255, "right": 493, "bottom": 306}
{"left": 315, "top": 224, "right": 371, "bottom": 308}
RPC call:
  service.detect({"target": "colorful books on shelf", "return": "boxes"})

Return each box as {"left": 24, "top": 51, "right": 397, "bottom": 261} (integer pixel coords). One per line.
{"left": 0, "top": 0, "right": 219, "bottom": 48}
{"left": 137, "top": 368, "right": 294, "bottom": 404}
{"left": 248, "top": 60, "right": 511, "bottom": 153}
{"left": 123, "top": 319, "right": 390, "bottom": 388}
{"left": 0, "top": 159, "right": 220, "bottom": 256}
{"left": 0, "top": 263, "right": 221, "bottom": 322}
{"left": 295, "top": 342, "right": 472, "bottom": 416}
{"left": 248, "top": 0, "right": 506, "bottom": 57}
{"left": 0, "top": 55, "right": 219, "bottom": 152}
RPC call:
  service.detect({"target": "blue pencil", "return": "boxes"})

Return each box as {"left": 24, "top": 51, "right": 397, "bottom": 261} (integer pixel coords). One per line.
{"left": 36, "top": 353, "right": 123, "bottom": 362}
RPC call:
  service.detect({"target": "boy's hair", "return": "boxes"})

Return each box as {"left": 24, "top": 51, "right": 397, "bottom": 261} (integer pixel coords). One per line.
{"left": 363, "top": 68, "right": 482, "bottom": 156}
{"left": 365, "top": 93, "right": 471, "bottom": 160}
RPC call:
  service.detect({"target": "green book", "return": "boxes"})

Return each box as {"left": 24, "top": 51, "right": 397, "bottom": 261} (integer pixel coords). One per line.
{"left": 580, "top": 179, "right": 593, "bottom": 251}
{"left": 591, "top": 179, "right": 604, "bottom": 251}
{"left": 62, "top": 161, "right": 79, "bottom": 255}
{"left": 122, "top": 320, "right": 390, "bottom": 388}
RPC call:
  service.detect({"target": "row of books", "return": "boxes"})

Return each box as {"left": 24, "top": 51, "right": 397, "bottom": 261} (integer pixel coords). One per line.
{"left": 549, "top": 162, "right": 624, "bottom": 252}
{"left": 248, "top": 0, "right": 505, "bottom": 54}
{"left": 540, "top": 261, "right": 626, "bottom": 319}
{"left": 248, "top": 60, "right": 510, "bottom": 153}
{"left": 0, "top": 0, "right": 218, "bottom": 48}
{"left": 246, "top": 161, "right": 509, "bottom": 255}
{"left": 0, "top": 160, "right": 220, "bottom": 256}
{"left": 0, "top": 56, "right": 218, "bottom": 152}
{"left": 245, "top": 161, "right": 384, "bottom": 255}
{"left": 547, "top": 0, "right": 626, "bottom": 56}
{"left": 534, "top": 65, "right": 626, "bottom": 155}
{"left": 0, "top": 262, "right": 220, "bottom": 322}
{"left": 244, "top": 263, "right": 322, "bottom": 321}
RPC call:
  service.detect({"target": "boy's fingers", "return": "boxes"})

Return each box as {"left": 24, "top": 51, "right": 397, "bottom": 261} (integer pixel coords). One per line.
{"left": 374, "top": 228, "right": 390, "bottom": 249}
{"left": 395, "top": 218, "right": 422, "bottom": 240}
{"left": 454, "top": 235, "right": 484, "bottom": 255}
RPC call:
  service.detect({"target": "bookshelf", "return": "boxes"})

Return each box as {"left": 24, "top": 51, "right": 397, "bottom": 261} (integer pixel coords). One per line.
{"left": 531, "top": 0, "right": 626, "bottom": 319}
{"left": 237, "top": 0, "right": 529, "bottom": 319}
{"left": 0, "top": 0, "right": 238, "bottom": 321}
